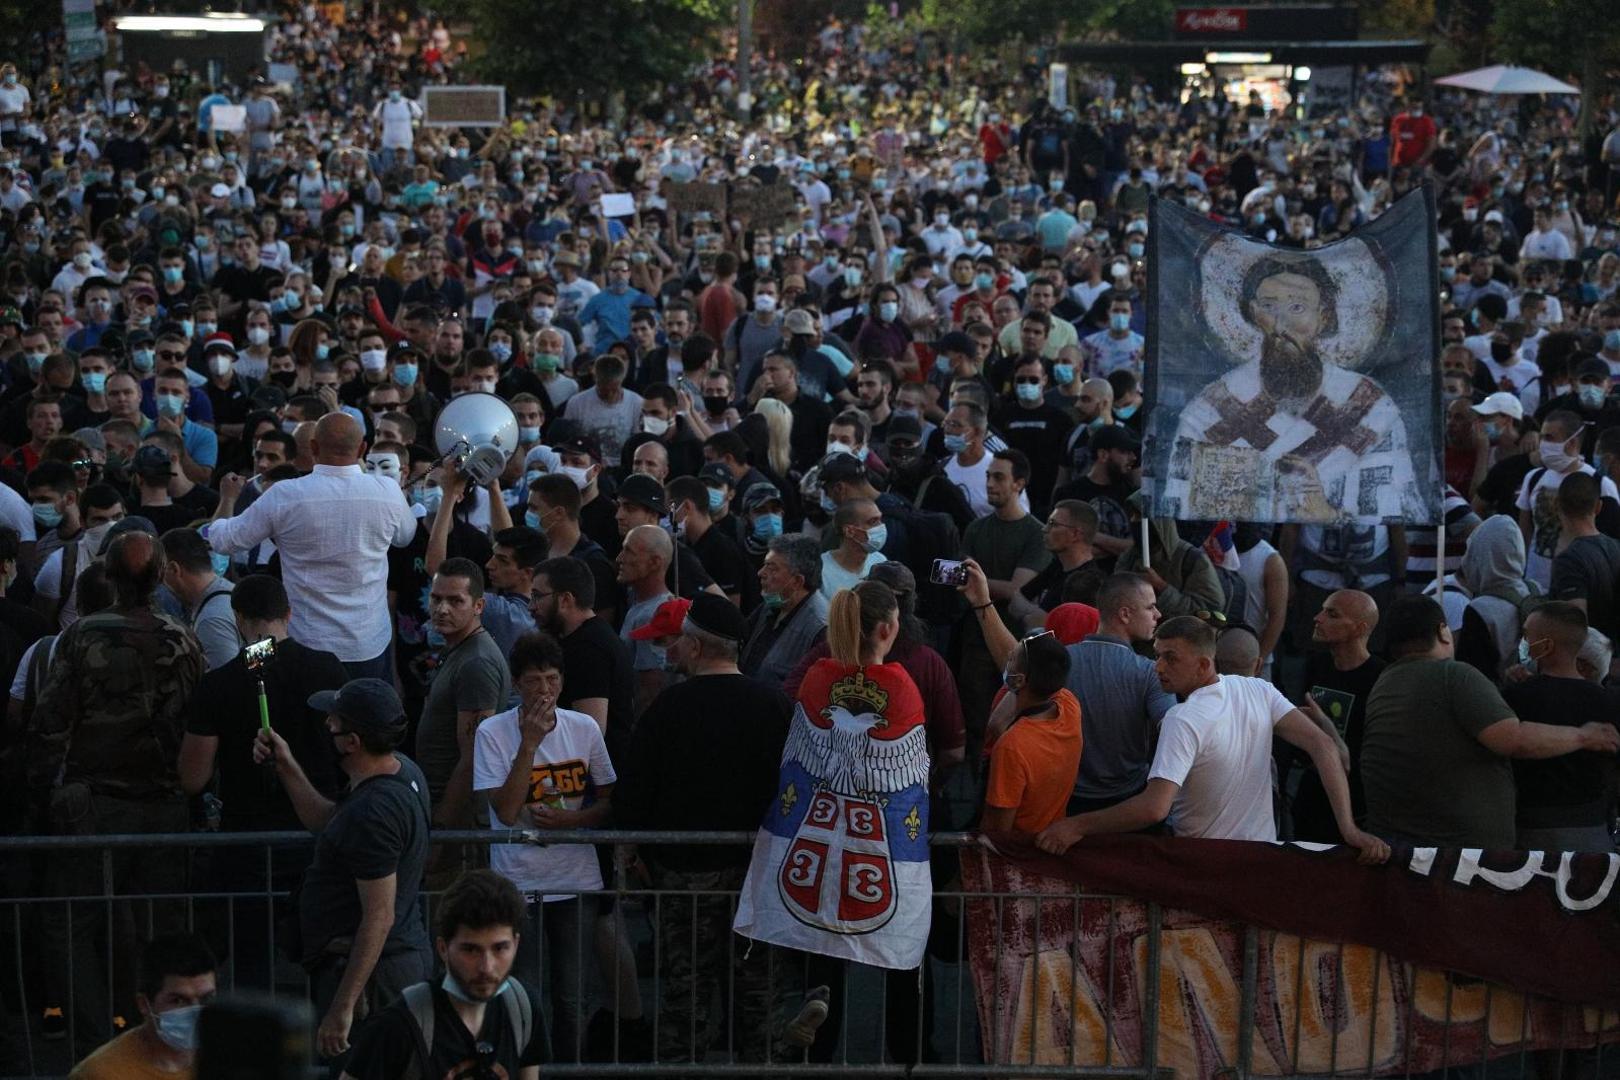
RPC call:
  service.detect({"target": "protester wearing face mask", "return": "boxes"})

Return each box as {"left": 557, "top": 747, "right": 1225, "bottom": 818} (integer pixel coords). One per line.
{"left": 996, "top": 356, "right": 1072, "bottom": 516}
{"left": 68, "top": 934, "right": 217, "bottom": 1080}
{"left": 1517, "top": 410, "right": 1620, "bottom": 590}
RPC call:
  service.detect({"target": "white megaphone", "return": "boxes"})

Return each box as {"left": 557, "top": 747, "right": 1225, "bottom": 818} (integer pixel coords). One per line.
{"left": 433, "top": 392, "right": 519, "bottom": 488}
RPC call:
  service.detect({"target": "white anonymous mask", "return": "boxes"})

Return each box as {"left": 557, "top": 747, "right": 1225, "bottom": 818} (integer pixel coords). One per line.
{"left": 365, "top": 453, "right": 402, "bottom": 480}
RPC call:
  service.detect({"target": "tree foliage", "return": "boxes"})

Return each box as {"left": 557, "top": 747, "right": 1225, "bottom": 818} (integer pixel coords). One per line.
{"left": 442, "top": 0, "right": 727, "bottom": 103}
{"left": 893, "top": 0, "right": 1175, "bottom": 48}
{"left": 1489, "top": 0, "right": 1616, "bottom": 132}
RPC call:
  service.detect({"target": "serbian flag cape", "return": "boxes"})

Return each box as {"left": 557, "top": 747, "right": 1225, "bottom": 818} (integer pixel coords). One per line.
{"left": 733, "top": 659, "right": 932, "bottom": 970}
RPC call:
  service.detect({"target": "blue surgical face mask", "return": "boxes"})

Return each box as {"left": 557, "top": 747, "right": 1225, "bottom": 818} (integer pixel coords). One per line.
{"left": 706, "top": 487, "right": 726, "bottom": 512}
{"left": 490, "top": 341, "right": 513, "bottom": 363}
{"left": 31, "top": 502, "right": 62, "bottom": 528}
{"left": 974, "top": 272, "right": 994, "bottom": 290}
{"left": 415, "top": 485, "right": 442, "bottom": 514}
{"left": 878, "top": 301, "right": 899, "bottom": 322}
{"left": 819, "top": 491, "right": 838, "bottom": 515}
{"left": 1110, "top": 313, "right": 1132, "bottom": 332}
{"left": 519, "top": 425, "right": 540, "bottom": 443}
{"left": 152, "top": 1004, "right": 203, "bottom": 1052}
{"left": 156, "top": 392, "right": 186, "bottom": 417}
{"left": 934, "top": 354, "right": 952, "bottom": 375}
{"left": 1053, "top": 363, "right": 1075, "bottom": 386}
{"left": 393, "top": 362, "right": 418, "bottom": 387}
{"left": 210, "top": 552, "right": 232, "bottom": 577}
{"left": 82, "top": 371, "right": 107, "bottom": 394}
{"left": 1016, "top": 382, "right": 1043, "bottom": 404}
{"left": 441, "top": 973, "right": 510, "bottom": 1005}
{"left": 1115, "top": 403, "right": 1139, "bottom": 420}
{"left": 314, "top": 342, "right": 330, "bottom": 361}
{"left": 1127, "top": 242, "right": 1145, "bottom": 259}
{"left": 862, "top": 522, "right": 888, "bottom": 553}
{"left": 525, "top": 509, "right": 543, "bottom": 530}
{"left": 944, "top": 433, "right": 968, "bottom": 454}
{"left": 751, "top": 512, "right": 783, "bottom": 541}
{"left": 1579, "top": 384, "right": 1607, "bottom": 410}
{"left": 1605, "top": 330, "right": 1620, "bottom": 353}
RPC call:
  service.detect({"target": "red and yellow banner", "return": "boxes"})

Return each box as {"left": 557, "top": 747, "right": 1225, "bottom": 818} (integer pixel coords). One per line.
{"left": 965, "top": 836, "right": 1620, "bottom": 1077}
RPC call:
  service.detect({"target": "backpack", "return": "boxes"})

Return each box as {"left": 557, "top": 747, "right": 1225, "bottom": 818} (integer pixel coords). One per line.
{"left": 884, "top": 487, "right": 964, "bottom": 625}
{"left": 399, "top": 980, "right": 534, "bottom": 1080}
{"left": 1211, "top": 562, "right": 1249, "bottom": 625}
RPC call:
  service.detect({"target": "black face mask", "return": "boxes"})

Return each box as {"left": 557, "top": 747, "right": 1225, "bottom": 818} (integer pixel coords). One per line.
{"left": 702, "top": 394, "right": 729, "bottom": 415}
{"left": 1490, "top": 341, "right": 1512, "bottom": 364}
{"left": 270, "top": 370, "right": 297, "bottom": 388}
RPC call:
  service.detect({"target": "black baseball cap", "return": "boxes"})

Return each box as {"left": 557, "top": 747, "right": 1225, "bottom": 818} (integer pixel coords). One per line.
{"left": 131, "top": 445, "right": 173, "bottom": 479}
{"left": 699, "top": 462, "right": 733, "bottom": 488}
{"left": 617, "top": 472, "right": 668, "bottom": 515}
{"left": 886, "top": 415, "right": 923, "bottom": 441}
{"left": 818, "top": 451, "right": 866, "bottom": 486}
{"left": 686, "top": 592, "right": 748, "bottom": 643}
{"left": 309, "top": 678, "right": 407, "bottom": 735}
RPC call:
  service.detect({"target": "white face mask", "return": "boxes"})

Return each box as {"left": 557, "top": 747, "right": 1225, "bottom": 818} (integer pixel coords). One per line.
{"left": 754, "top": 293, "right": 777, "bottom": 314}
{"left": 207, "top": 355, "right": 232, "bottom": 378}
{"left": 360, "top": 348, "right": 388, "bottom": 372}
{"left": 560, "top": 464, "right": 592, "bottom": 490}
{"left": 642, "top": 415, "right": 671, "bottom": 436}
{"left": 247, "top": 326, "right": 270, "bottom": 346}
{"left": 471, "top": 379, "right": 497, "bottom": 394}
{"left": 365, "top": 453, "right": 402, "bottom": 479}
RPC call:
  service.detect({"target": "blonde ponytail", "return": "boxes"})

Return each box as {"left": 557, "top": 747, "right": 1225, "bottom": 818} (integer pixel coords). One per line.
{"left": 827, "top": 581, "right": 899, "bottom": 666}
{"left": 827, "top": 588, "right": 863, "bottom": 665}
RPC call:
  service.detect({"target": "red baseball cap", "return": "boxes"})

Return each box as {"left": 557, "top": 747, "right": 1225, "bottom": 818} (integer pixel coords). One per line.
{"left": 628, "top": 597, "right": 692, "bottom": 641}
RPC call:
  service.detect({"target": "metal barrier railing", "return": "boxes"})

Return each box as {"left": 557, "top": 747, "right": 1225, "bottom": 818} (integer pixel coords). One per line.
{"left": 0, "top": 829, "right": 1607, "bottom": 1080}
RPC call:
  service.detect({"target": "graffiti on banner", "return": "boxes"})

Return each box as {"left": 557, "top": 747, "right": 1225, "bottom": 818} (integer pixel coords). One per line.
{"left": 734, "top": 662, "right": 931, "bottom": 969}
{"left": 963, "top": 838, "right": 1620, "bottom": 1079}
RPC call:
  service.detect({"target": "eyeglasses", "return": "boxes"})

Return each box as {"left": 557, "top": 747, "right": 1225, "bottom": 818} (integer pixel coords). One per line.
{"left": 1014, "top": 376, "right": 1042, "bottom": 386}
{"left": 156, "top": 349, "right": 186, "bottom": 360}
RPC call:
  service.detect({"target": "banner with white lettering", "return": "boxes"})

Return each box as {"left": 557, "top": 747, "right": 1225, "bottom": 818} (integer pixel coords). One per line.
{"left": 1144, "top": 188, "right": 1442, "bottom": 526}
{"left": 734, "top": 661, "right": 931, "bottom": 970}
{"left": 966, "top": 837, "right": 1620, "bottom": 1078}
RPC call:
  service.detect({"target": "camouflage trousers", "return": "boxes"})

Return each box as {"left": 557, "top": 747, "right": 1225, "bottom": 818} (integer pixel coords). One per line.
{"left": 651, "top": 864, "right": 796, "bottom": 1064}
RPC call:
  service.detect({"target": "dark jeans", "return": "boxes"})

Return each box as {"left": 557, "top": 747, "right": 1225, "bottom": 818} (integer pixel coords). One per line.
{"left": 309, "top": 941, "right": 432, "bottom": 1071}
{"left": 515, "top": 895, "right": 594, "bottom": 1064}
{"left": 40, "top": 787, "right": 189, "bottom": 1056}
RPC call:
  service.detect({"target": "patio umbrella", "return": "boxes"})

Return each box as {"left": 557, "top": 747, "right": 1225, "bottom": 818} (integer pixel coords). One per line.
{"left": 1434, "top": 64, "right": 1580, "bottom": 95}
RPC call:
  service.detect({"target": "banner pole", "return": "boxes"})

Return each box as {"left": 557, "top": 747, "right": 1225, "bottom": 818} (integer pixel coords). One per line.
{"left": 1435, "top": 476, "right": 1446, "bottom": 599}
{"left": 1141, "top": 514, "right": 1152, "bottom": 573}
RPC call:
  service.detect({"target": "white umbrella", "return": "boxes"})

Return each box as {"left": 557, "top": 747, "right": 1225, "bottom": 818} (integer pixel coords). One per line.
{"left": 1433, "top": 64, "right": 1580, "bottom": 95}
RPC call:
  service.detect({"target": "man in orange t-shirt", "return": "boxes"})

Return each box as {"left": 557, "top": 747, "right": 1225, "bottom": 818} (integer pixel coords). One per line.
{"left": 982, "top": 631, "right": 1083, "bottom": 834}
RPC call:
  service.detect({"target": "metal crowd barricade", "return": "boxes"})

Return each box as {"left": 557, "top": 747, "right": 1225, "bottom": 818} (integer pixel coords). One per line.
{"left": 0, "top": 829, "right": 1596, "bottom": 1080}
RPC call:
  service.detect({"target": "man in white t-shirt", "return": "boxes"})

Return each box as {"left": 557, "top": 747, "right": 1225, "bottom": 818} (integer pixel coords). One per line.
{"left": 1518, "top": 410, "right": 1620, "bottom": 590}
{"left": 1037, "top": 616, "right": 1389, "bottom": 859}
{"left": 474, "top": 630, "right": 614, "bottom": 1062}
{"left": 372, "top": 84, "right": 422, "bottom": 171}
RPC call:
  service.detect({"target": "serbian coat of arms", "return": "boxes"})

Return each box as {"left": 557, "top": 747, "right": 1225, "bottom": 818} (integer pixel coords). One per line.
{"left": 733, "top": 661, "right": 932, "bottom": 969}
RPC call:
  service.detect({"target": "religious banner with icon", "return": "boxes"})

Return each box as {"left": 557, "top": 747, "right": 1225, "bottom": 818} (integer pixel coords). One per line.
{"left": 1144, "top": 189, "right": 1442, "bottom": 526}
{"left": 734, "top": 661, "right": 932, "bottom": 970}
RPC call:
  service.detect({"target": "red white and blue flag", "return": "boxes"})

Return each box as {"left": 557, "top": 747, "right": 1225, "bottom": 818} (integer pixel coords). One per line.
{"left": 734, "top": 660, "right": 932, "bottom": 970}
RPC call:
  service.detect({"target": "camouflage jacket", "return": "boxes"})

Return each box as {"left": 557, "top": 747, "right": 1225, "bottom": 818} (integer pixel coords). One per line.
{"left": 27, "top": 605, "right": 205, "bottom": 801}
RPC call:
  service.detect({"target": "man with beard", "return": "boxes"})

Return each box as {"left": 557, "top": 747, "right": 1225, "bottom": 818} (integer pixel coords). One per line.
{"left": 336, "top": 870, "right": 543, "bottom": 1078}
{"left": 1160, "top": 257, "right": 1423, "bottom": 525}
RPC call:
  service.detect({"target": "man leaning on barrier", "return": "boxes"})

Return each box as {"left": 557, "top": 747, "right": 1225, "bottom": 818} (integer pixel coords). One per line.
{"left": 253, "top": 677, "right": 433, "bottom": 1063}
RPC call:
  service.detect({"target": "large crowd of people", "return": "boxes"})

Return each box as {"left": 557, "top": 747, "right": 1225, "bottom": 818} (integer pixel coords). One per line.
{"left": 1, "top": 2, "right": 1619, "bottom": 1076}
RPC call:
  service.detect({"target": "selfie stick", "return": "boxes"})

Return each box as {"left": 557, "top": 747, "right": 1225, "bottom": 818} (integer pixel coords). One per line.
{"left": 256, "top": 676, "right": 270, "bottom": 733}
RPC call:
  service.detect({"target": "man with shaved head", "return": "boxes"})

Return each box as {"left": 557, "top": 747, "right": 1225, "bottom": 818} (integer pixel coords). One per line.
{"left": 616, "top": 523, "right": 676, "bottom": 715}
{"left": 1289, "top": 589, "right": 1385, "bottom": 842}
{"left": 208, "top": 409, "right": 417, "bottom": 678}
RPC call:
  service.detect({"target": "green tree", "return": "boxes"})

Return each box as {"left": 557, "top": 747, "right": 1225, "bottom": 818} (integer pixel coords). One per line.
{"left": 1490, "top": 0, "right": 1616, "bottom": 133}
{"left": 905, "top": 0, "right": 1174, "bottom": 48}
{"left": 442, "top": 0, "right": 726, "bottom": 103}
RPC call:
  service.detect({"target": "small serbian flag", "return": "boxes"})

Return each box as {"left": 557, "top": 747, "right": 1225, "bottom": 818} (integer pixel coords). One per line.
{"left": 1204, "top": 521, "right": 1241, "bottom": 571}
